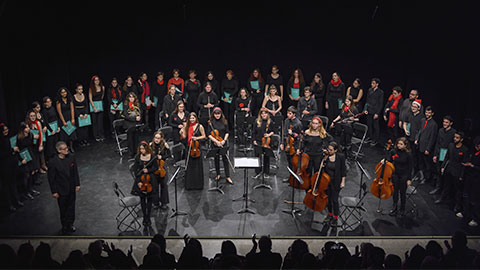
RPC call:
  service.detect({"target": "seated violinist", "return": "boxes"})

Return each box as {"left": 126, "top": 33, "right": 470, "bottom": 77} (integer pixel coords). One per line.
{"left": 207, "top": 107, "right": 233, "bottom": 185}
{"left": 280, "top": 106, "right": 303, "bottom": 168}
{"left": 253, "top": 108, "right": 274, "bottom": 179}
{"left": 322, "top": 141, "right": 346, "bottom": 227}
{"left": 131, "top": 141, "right": 158, "bottom": 227}
{"left": 330, "top": 95, "right": 359, "bottom": 152}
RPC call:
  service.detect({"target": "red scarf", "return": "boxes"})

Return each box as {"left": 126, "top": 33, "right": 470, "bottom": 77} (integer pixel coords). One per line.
{"left": 343, "top": 105, "right": 350, "bottom": 113}
{"left": 387, "top": 94, "right": 402, "bottom": 128}
{"left": 111, "top": 86, "right": 122, "bottom": 100}
{"left": 330, "top": 79, "right": 342, "bottom": 87}
{"left": 128, "top": 102, "right": 134, "bottom": 110}
{"left": 33, "top": 120, "right": 42, "bottom": 145}
{"left": 187, "top": 124, "right": 196, "bottom": 144}
{"left": 157, "top": 79, "right": 164, "bottom": 85}
{"left": 140, "top": 80, "right": 150, "bottom": 103}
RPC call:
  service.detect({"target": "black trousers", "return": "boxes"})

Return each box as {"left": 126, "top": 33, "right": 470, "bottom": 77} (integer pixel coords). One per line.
{"left": 366, "top": 114, "right": 380, "bottom": 142}
{"left": 410, "top": 142, "right": 420, "bottom": 174}
{"left": 392, "top": 174, "right": 408, "bottom": 211}
{"left": 464, "top": 174, "right": 480, "bottom": 222}
{"left": 126, "top": 127, "right": 139, "bottom": 154}
{"left": 223, "top": 103, "right": 234, "bottom": 132}
{"left": 186, "top": 93, "right": 199, "bottom": 113}
{"left": 419, "top": 151, "right": 434, "bottom": 181}
{"left": 334, "top": 123, "right": 353, "bottom": 147}
{"left": 1, "top": 166, "right": 19, "bottom": 207}
{"left": 140, "top": 193, "right": 153, "bottom": 221}
{"left": 327, "top": 185, "right": 340, "bottom": 216}
{"left": 154, "top": 105, "right": 163, "bottom": 130}
{"left": 214, "top": 152, "right": 230, "bottom": 177}
{"left": 432, "top": 161, "right": 443, "bottom": 190}
{"left": 76, "top": 126, "right": 89, "bottom": 142}
{"left": 91, "top": 111, "right": 104, "bottom": 139}
{"left": 57, "top": 191, "right": 76, "bottom": 229}
{"left": 307, "top": 154, "right": 322, "bottom": 176}
{"left": 441, "top": 172, "right": 464, "bottom": 211}
{"left": 386, "top": 125, "right": 400, "bottom": 142}
{"left": 315, "top": 98, "right": 324, "bottom": 116}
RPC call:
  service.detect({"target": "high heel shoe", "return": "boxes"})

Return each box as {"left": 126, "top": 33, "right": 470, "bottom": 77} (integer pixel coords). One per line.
{"left": 226, "top": 177, "right": 233, "bottom": 185}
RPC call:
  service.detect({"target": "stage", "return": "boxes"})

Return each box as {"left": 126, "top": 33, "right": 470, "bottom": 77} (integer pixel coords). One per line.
{"left": 1, "top": 135, "right": 478, "bottom": 237}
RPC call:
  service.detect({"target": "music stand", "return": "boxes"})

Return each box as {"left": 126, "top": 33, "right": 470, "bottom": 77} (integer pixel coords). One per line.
{"left": 253, "top": 145, "right": 275, "bottom": 190}
{"left": 282, "top": 166, "right": 304, "bottom": 218}
{"left": 233, "top": 157, "right": 260, "bottom": 214}
{"left": 206, "top": 147, "right": 226, "bottom": 194}
{"left": 167, "top": 167, "right": 187, "bottom": 218}
{"left": 355, "top": 160, "right": 371, "bottom": 199}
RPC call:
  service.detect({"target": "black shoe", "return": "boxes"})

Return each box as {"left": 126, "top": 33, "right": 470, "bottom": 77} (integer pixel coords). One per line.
{"left": 434, "top": 198, "right": 444, "bottom": 204}
{"left": 389, "top": 207, "right": 398, "bottom": 216}
{"left": 67, "top": 225, "right": 76, "bottom": 232}
{"left": 330, "top": 218, "right": 338, "bottom": 227}
{"left": 25, "top": 193, "right": 34, "bottom": 200}
{"left": 323, "top": 215, "right": 333, "bottom": 224}
{"left": 429, "top": 188, "right": 440, "bottom": 195}
{"left": 31, "top": 190, "right": 40, "bottom": 196}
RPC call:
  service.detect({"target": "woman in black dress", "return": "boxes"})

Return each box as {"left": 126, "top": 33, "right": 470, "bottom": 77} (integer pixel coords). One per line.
{"left": 169, "top": 101, "right": 188, "bottom": 145}
{"left": 252, "top": 109, "right": 274, "bottom": 178}
{"left": 16, "top": 122, "right": 41, "bottom": 200}
{"left": 56, "top": 87, "right": 77, "bottom": 152}
{"left": 88, "top": 75, "right": 105, "bottom": 142}
{"left": 0, "top": 123, "right": 23, "bottom": 211}
{"left": 346, "top": 78, "right": 364, "bottom": 110}
{"left": 286, "top": 68, "right": 306, "bottom": 110}
{"left": 246, "top": 69, "right": 265, "bottom": 117}
{"left": 205, "top": 71, "right": 220, "bottom": 98}
{"left": 207, "top": 107, "right": 232, "bottom": 185}
{"left": 325, "top": 72, "right": 346, "bottom": 124}
{"left": 181, "top": 112, "right": 206, "bottom": 190}
{"left": 311, "top": 73, "right": 326, "bottom": 116}
{"left": 153, "top": 72, "right": 167, "bottom": 130}
{"left": 43, "top": 96, "right": 60, "bottom": 159}
{"left": 330, "top": 95, "right": 360, "bottom": 152}
{"left": 261, "top": 85, "right": 282, "bottom": 134}
{"left": 122, "top": 92, "right": 142, "bottom": 157}
{"left": 108, "top": 78, "right": 124, "bottom": 132}
{"left": 265, "top": 65, "right": 284, "bottom": 103}
{"left": 163, "top": 84, "right": 182, "bottom": 122}
{"left": 150, "top": 131, "right": 170, "bottom": 210}
{"left": 234, "top": 88, "right": 252, "bottom": 146}
{"left": 322, "top": 141, "right": 347, "bottom": 227}
{"left": 73, "top": 83, "right": 90, "bottom": 147}
{"left": 221, "top": 70, "right": 239, "bottom": 128}
{"left": 185, "top": 70, "right": 202, "bottom": 113}
{"left": 26, "top": 109, "right": 45, "bottom": 178}
{"left": 197, "top": 81, "right": 219, "bottom": 129}
{"left": 123, "top": 75, "right": 138, "bottom": 98}
{"left": 301, "top": 116, "right": 332, "bottom": 176}
{"left": 137, "top": 72, "right": 153, "bottom": 131}
{"left": 31, "top": 101, "right": 48, "bottom": 173}
{"left": 387, "top": 137, "right": 413, "bottom": 217}
{"left": 131, "top": 141, "right": 158, "bottom": 227}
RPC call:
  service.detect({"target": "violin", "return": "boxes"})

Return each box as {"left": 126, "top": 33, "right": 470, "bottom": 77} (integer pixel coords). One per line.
{"left": 304, "top": 154, "right": 331, "bottom": 211}
{"left": 289, "top": 134, "right": 311, "bottom": 190}
{"left": 211, "top": 129, "right": 223, "bottom": 142}
{"left": 190, "top": 139, "right": 201, "bottom": 158}
{"left": 137, "top": 156, "right": 158, "bottom": 194}
{"left": 370, "top": 139, "right": 395, "bottom": 200}
{"left": 155, "top": 159, "right": 166, "bottom": 178}
{"left": 285, "top": 124, "right": 295, "bottom": 156}
{"left": 261, "top": 135, "right": 271, "bottom": 148}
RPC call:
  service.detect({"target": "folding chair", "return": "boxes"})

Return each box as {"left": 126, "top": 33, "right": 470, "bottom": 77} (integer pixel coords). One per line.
{"left": 112, "top": 119, "right": 128, "bottom": 157}
{"left": 171, "top": 143, "right": 186, "bottom": 174}
{"left": 339, "top": 182, "right": 368, "bottom": 231}
{"left": 350, "top": 122, "right": 368, "bottom": 160}
{"left": 158, "top": 125, "right": 174, "bottom": 149}
{"left": 405, "top": 177, "right": 420, "bottom": 216}
{"left": 113, "top": 181, "right": 141, "bottom": 232}
{"left": 270, "top": 134, "right": 281, "bottom": 170}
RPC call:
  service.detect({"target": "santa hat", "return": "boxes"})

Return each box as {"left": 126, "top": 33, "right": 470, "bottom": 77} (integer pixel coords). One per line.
{"left": 412, "top": 99, "right": 422, "bottom": 108}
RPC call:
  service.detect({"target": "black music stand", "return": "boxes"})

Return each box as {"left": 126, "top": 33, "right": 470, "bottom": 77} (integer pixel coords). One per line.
{"left": 233, "top": 157, "right": 260, "bottom": 214}
{"left": 206, "top": 147, "right": 227, "bottom": 194}
{"left": 167, "top": 167, "right": 187, "bottom": 218}
{"left": 253, "top": 145, "right": 275, "bottom": 190}
{"left": 356, "top": 160, "right": 371, "bottom": 199}
{"left": 282, "top": 166, "right": 304, "bottom": 218}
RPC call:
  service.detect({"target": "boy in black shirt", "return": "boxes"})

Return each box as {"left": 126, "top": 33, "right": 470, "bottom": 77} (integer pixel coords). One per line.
{"left": 415, "top": 106, "right": 438, "bottom": 185}
{"left": 365, "top": 78, "right": 384, "bottom": 146}
{"left": 430, "top": 115, "right": 455, "bottom": 195}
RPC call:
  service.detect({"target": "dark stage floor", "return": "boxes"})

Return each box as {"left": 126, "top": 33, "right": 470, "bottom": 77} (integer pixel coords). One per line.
{"left": 1, "top": 134, "right": 479, "bottom": 237}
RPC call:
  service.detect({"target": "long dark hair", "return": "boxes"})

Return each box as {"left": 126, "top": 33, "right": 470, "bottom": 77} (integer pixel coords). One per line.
{"left": 17, "top": 122, "right": 30, "bottom": 140}
{"left": 89, "top": 75, "right": 104, "bottom": 95}
{"left": 311, "top": 73, "right": 324, "bottom": 90}
{"left": 209, "top": 109, "right": 227, "bottom": 126}
{"left": 396, "top": 137, "right": 411, "bottom": 152}
{"left": 289, "top": 68, "right": 305, "bottom": 84}
{"left": 56, "top": 87, "right": 72, "bottom": 104}
{"left": 249, "top": 68, "right": 263, "bottom": 82}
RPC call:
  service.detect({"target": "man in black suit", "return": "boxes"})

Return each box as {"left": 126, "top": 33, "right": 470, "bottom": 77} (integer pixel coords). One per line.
{"left": 415, "top": 106, "right": 438, "bottom": 184}
{"left": 48, "top": 141, "right": 80, "bottom": 234}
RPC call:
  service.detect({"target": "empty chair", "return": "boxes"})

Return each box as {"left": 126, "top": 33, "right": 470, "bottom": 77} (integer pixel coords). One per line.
{"left": 112, "top": 119, "right": 128, "bottom": 156}
{"left": 113, "top": 181, "right": 141, "bottom": 233}
{"left": 350, "top": 122, "right": 368, "bottom": 160}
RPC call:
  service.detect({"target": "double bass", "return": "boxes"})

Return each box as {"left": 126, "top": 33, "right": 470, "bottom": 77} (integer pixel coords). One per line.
{"left": 303, "top": 153, "right": 331, "bottom": 211}
{"left": 289, "top": 134, "right": 311, "bottom": 190}
{"left": 370, "top": 139, "right": 395, "bottom": 201}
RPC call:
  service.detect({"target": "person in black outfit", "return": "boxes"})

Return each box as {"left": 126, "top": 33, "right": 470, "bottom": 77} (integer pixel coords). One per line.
{"left": 168, "top": 100, "right": 188, "bottom": 144}
{"left": 207, "top": 107, "right": 233, "bottom": 185}
{"left": 222, "top": 70, "right": 239, "bottom": 127}
{"left": 330, "top": 95, "right": 359, "bottom": 153}
{"left": 398, "top": 89, "right": 423, "bottom": 136}
{"left": 301, "top": 116, "right": 332, "bottom": 176}
{"left": 73, "top": 83, "right": 90, "bottom": 147}
{"left": 346, "top": 78, "right": 364, "bottom": 111}
{"left": 184, "top": 70, "right": 201, "bottom": 114}
{"left": 280, "top": 106, "right": 303, "bottom": 168}
{"left": 197, "top": 81, "right": 219, "bottom": 129}
{"left": 122, "top": 92, "right": 142, "bottom": 157}
{"left": 131, "top": 142, "right": 158, "bottom": 227}
{"left": 150, "top": 131, "right": 170, "bottom": 210}
{"left": 436, "top": 131, "right": 468, "bottom": 217}
{"left": 162, "top": 84, "right": 182, "bottom": 123}
{"left": 56, "top": 87, "right": 77, "bottom": 152}
{"left": 415, "top": 106, "right": 438, "bottom": 185}
{"left": 205, "top": 71, "right": 220, "bottom": 98}
{"left": 262, "top": 84, "right": 283, "bottom": 133}
{"left": 246, "top": 68, "right": 265, "bottom": 117}
{"left": 323, "top": 141, "right": 346, "bottom": 227}
{"left": 47, "top": 141, "right": 80, "bottom": 234}
{"left": 325, "top": 72, "right": 346, "bottom": 124}
{"left": 42, "top": 96, "right": 60, "bottom": 159}
{"left": 253, "top": 109, "right": 274, "bottom": 178}
{"left": 152, "top": 72, "right": 167, "bottom": 130}
{"left": 0, "top": 123, "right": 23, "bottom": 212}
{"left": 123, "top": 75, "right": 138, "bottom": 99}
{"left": 297, "top": 86, "right": 317, "bottom": 130}
{"left": 245, "top": 235, "right": 282, "bottom": 269}
{"left": 151, "top": 234, "right": 176, "bottom": 269}
{"left": 265, "top": 65, "right": 284, "bottom": 102}
{"left": 108, "top": 78, "right": 124, "bottom": 134}
{"left": 310, "top": 73, "right": 326, "bottom": 116}
{"left": 386, "top": 137, "right": 414, "bottom": 216}
{"left": 17, "top": 121, "right": 41, "bottom": 200}
{"left": 88, "top": 75, "right": 105, "bottom": 142}
{"left": 383, "top": 86, "right": 403, "bottom": 142}
{"left": 286, "top": 68, "right": 306, "bottom": 111}
{"left": 431, "top": 115, "right": 455, "bottom": 195}
{"left": 403, "top": 100, "right": 423, "bottom": 178}
{"left": 234, "top": 87, "right": 252, "bottom": 147}
{"left": 364, "top": 78, "right": 384, "bottom": 146}
{"left": 137, "top": 72, "right": 154, "bottom": 131}
{"left": 462, "top": 137, "right": 480, "bottom": 227}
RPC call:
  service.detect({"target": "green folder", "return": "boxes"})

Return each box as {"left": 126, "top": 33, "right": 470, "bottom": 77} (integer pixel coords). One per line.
{"left": 291, "top": 88, "right": 299, "bottom": 99}
{"left": 10, "top": 135, "right": 17, "bottom": 149}
{"left": 110, "top": 100, "right": 123, "bottom": 111}
{"left": 89, "top": 101, "right": 103, "bottom": 112}
{"left": 78, "top": 114, "right": 92, "bottom": 127}
{"left": 153, "top": 96, "right": 158, "bottom": 107}
{"left": 250, "top": 80, "right": 259, "bottom": 89}
{"left": 62, "top": 121, "right": 76, "bottom": 136}
{"left": 223, "top": 92, "right": 232, "bottom": 104}
{"left": 18, "top": 149, "right": 32, "bottom": 166}
{"left": 439, "top": 148, "right": 447, "bottom": 162}
{"left": 406, "top": 123, "right": 411, "bottom": 134}
{"left": 30, "top": 129, "right": 45, "bottom": 143}
{"left": 338, "top": 98, "right": 343, "bottom": 109}
{"left": 47, "top": 121, "right": 58, "bottom": 136}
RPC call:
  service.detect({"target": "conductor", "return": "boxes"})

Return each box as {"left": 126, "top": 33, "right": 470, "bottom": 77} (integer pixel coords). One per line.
{"left": 47, "top": 141, "right": 80, "bottom": 234}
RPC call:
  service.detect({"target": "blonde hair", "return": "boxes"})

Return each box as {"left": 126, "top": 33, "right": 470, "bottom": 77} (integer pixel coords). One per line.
{"left": 256, "top": 109, "right": 271, "bottom": 129}
{"left": 307, "top": 117, "right": 327, "bottom": 138}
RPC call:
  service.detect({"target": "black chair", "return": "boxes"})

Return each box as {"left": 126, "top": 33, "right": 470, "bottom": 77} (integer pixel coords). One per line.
{"left": 350, "top": 122, "right": 368, "bottom": 160}
{"left": 339, "top": 182, "right": 368, "bottom": 231}
{"left": 405, "top": 177, "right": 420, "bottom": 216}
{"left": 112, "top": 119, "right": 128, "bottom": 157}
{"left": 113, "top": 181, "right": 141, "bottom": 233}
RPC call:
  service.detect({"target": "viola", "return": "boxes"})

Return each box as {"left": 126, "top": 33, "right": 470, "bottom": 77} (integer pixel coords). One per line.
{"left": 370, "top": 139, "right": 395, "bottom": 200}
{"left": 289, "top": 134, "right": 310, "bottom": 190}
{"left": 304, "top": 154, "right": 330, "bottom": 211}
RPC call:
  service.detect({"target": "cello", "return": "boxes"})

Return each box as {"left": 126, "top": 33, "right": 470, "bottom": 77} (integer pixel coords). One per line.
{"left": 370, "top": 139, "right": 395, "bottom": 210}
{"left": 303, "top": 153, "right": 331, "bottom": 211}
{"left": 289, "top": 134, "right": 311, "bottom": 190}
